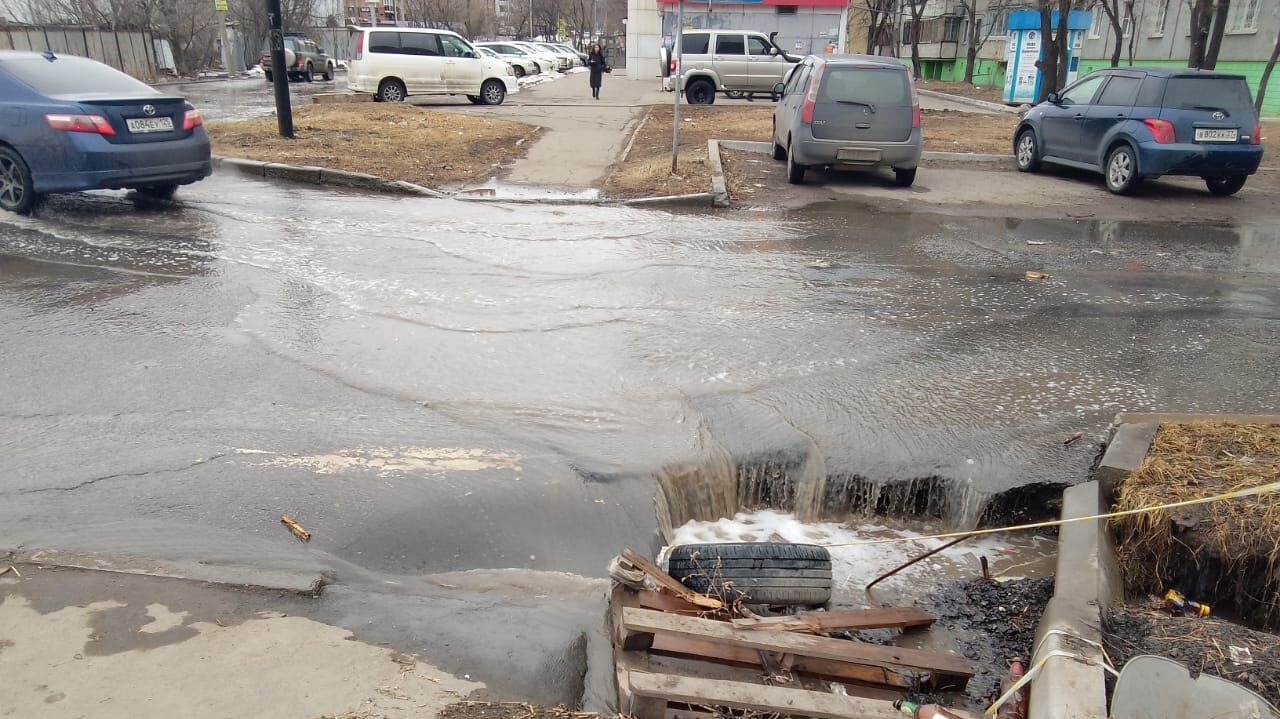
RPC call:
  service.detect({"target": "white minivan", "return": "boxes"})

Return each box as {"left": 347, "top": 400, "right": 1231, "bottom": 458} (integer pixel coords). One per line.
{"left": 348, "top": 28, "right": 518, "bottom": 105}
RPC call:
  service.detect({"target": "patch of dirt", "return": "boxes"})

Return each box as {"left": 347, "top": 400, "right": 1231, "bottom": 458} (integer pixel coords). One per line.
{"left": 1105, "top": 604, "right": 1280, "bottom": 707}
{"left": 924, "top": 111, "right": 1018, "bottom": 155}
{"left": 437, "top": 702, "right": 598, "bottom": 719}
{"left": 1111, "top": 422, "right": 1280, "bottom": 629}
{"left": 206, "top": 104, "right": 540, "bottom": 189}
{"left": 915, "top": 80, "right": 1007, "bottom": 106}
{"left": 921, "top": 577, "right": 1054, "bottom": 707}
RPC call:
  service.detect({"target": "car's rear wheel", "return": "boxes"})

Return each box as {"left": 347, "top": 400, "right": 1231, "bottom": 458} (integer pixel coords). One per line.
{"left": 1104, "top": 144, "right": 1141, "bottom": 195}
{"left": 894, "top": 167, "right": 917, "bottom": 187}
{"left": 0, "top": 147, "right": 38, "bottom": 215}
{"left": 377, "top": 78, "right": 407, "bottom": 103}
{"left": 786, "top": 138, "right": 805, "bottom": 185}
{"left": 323, "top": 63, "right": 334, "bottom": 81}
{"left": 686, "top": 79, "right": 716, "bottom": 105}
{"left": 1204, "top": 174, "right": 1247, "bottom": 197}
{"left": 480, "top": 79, "right": 506, "bottom": 105}
{"left": 304, "top": 63, "right": 314, "bottom": 82}
{"left": 1015, "top": 128, "right": 1041, "bottom": 172}
{"left": 138, "top": 184, "right": 178, "bottom": 201}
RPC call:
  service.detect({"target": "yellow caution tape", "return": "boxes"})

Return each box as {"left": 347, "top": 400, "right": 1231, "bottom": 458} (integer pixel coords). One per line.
{"left": 820, "top": 480, "right": 1280, "bottom": 548}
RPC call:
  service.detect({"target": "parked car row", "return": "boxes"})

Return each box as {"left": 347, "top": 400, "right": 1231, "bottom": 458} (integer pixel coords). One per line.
{"left": 347, "top": 28, "right": 518, "bottom": 105}
{"left": 476, "top": 41, "right": 583, "bottom": 76}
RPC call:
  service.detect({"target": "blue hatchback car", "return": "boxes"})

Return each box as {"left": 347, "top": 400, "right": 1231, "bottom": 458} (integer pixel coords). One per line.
{"left": 0, "top": 51, "right": 212, "bottom": 215}
{"left": 1013, "top": 67, "right": 1263, "bottom": 196}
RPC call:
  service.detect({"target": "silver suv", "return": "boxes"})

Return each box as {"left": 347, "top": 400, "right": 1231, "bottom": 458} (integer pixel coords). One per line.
{"left": 771, "top": 54, "right": 922, "bottom": 186}
{"left": 665, "top": 30, "right": 797, "bottom": 104}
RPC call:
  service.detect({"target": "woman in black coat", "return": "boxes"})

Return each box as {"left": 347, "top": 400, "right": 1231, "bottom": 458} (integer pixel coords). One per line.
{"left": 587, "top": 44, "right": 607, "bottom": 100}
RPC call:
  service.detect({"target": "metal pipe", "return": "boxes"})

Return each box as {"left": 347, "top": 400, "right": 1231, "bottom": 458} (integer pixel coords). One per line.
{"left": 671, "top": 0, "right": 683, "bottom": 173}
{"left": 864, "top": 535, "right": 971, "bottom": 592}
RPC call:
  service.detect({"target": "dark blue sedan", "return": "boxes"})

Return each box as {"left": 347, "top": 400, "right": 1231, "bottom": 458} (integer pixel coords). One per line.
{"left": 1013, "top": 67, "right": 1263, "bottom": 195}
{"left": 0, "top": 51, "right": 212, "bottom": 215}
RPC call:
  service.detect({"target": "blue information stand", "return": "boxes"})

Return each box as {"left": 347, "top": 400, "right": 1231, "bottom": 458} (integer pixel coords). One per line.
{"left": 1002, "top": 10, "right": 1092, "bottom": 105}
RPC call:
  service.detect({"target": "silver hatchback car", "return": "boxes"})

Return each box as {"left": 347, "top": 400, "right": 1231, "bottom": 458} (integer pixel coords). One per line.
{"left": 771, "top": 55, "right": 922, "bottom": 186}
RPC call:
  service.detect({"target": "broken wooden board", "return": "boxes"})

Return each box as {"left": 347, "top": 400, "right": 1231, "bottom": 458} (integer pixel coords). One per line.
{"left": 622, "top": 549, "right": 724, "bottom": 611}
{"left": 627, "top": 670, "right": 904, "bottom": 719}
{"left": 649, "top": 635, "right": 916, "bottom": 689}
{"left": 622, "top": 607, "right": 973, "bottom": 686}
{"left": 730, "top": 607, "right": 936, "bottom": 634}
{"left": 637, "top": 589, "right": 717, "bottom": 616}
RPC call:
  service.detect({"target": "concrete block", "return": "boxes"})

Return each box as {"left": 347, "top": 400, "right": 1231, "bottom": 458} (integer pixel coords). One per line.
{"left": 264, "top": 163, "right": 323, "bottom": 184}
{"left": 1095, "top": 422, "right": 1158, "bottom": 498}
{"left": 318, "top": 168, "right": 390, "bottom": 191}
{"left": 717, "top": 140, "right": 772, "bottom": 155}
{"left": 219, "top": 157, "right": 268, "bottom": 176}
{"left": 706, "top": 139, "right": 729, "bottom": 208}
{"left": 622, "top": 192, "right": 715, "bottom": 207}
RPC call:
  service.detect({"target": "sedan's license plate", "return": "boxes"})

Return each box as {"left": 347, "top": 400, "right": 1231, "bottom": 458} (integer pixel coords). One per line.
{"left": 126, "top": 117, "right": 174, "bottom": 133}
{"left": 1194, "top": 128, "right": 1237, "bottom": 143}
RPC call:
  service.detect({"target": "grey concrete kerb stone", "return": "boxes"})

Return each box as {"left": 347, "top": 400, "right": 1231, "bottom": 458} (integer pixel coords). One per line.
{"left": 706, "top": 139, "right": 730, "bottom": 207}
{"left": 213, "top": 156, "right": 446, "bottom": 197}
{"left": 917, "top": 88, "right": 1020, "bottom": 114}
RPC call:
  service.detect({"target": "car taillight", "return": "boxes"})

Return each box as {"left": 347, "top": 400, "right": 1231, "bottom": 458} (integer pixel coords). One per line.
{"left": 801, "top": 64, "right": 823, "bottom": 124}
{"left": 183, "top": 109, "right": 203, "bottom": 131}
{"left": 295, "top": 56, "right": 304, "bottom": 67}
{"left": 46, "top": 113, "right": 114, "bottom": 135}
{"left": 355, "top": 32, "right": 364, "bottom": 60}
{"left": 1251, "top": 121, "right": 1262, "bottom": 146}
{"left": 911, "top": 104, "right": 921, "bottom": 128}
{"left": 670, "top": 58, "right": 677, "bottom": 74}
{"left": 1143, "top": 118, "right": 1175, "bottom": 144}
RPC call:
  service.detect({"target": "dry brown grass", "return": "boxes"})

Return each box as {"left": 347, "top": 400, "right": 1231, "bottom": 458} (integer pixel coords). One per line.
{"left": 206, "top": 104, "right": 539, "bottom": 188}
{"left": 1111, "top": 422, "right": 1280, "bottom": 628}
{"left": 915, "top": 79, "right": 1007, "bottom": 105}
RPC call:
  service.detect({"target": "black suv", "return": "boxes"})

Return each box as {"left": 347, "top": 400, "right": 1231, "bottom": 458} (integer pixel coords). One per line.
{"left": 262, "top": 34, "right": 335, "bottom": 83}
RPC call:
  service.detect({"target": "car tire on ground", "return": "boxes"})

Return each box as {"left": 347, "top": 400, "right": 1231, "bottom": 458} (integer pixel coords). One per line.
{"left": 786, "top": 139, "right": 805, "bottom": 185}
{"left": 666, "top": 543, "right": 832, "bottom": 606}
{"left": 0, "top": 146, "right": 39, "bottom": 215}
{"left": 377, "top": 78, "right": 407, "bottom": 103}
{"left": 467, "top": 95, "right": 483, "bottom": 104}
{"left": 894, "top": 167, "right": 917, "bottom": 187}
{"left": 686, "top": 79, "right": 716, "bottom": 105}
{"left": 304, "top": 63, "right": 314, "bottom": 82}
{"left": 137, "top": 184, "right": 178, "bottom": 201}
{"left": 1015, "top": 128, "right": 1041, "bottom": 172}
{"left": 1203, "top": 174, "right": 1247, "bottom": 197}
{"left": 1104, "top": 144, "right": 1141, "bottom": 195}
{"left": 480, "top": 79, "right": 506, "bottom": 105}
{"left": 513, "top": 65, "right": 525, "bottom": 78}
{"left": 323, "top": 63, "right": 334, "bottom": 81}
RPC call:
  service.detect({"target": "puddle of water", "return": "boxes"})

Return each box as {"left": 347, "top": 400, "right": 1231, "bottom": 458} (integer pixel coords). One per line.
{"left": 455, "top": 180, "right": 601, "bottom": 202}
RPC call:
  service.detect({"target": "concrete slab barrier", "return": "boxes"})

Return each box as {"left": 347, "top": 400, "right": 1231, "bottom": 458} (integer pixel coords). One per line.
{"left": 217, "top": 156, "right": 268, "bottom": 177}
{"left": 706, "top": 140, "right": 729, "bottom": 208}
{"left": 264, "top": 163, "right": 323, "bottom": 184}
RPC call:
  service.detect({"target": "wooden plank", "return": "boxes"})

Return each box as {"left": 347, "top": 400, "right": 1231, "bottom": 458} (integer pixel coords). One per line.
{"left": 637, "top": 589, "right": 715, "bottom": 616}
{"left": 627, "top": 670, "right": 904, "bottom": 719}
{"left": 730, "top": 607, "right": 936, "bottom": 634}
{"left": 622, "top": 607, "right": 973, "bottom": 681}
{"left": 649, "top": 635, "right": 915, "bottom": 689}
{"left": 622, "top": 549, "right": 724, "bottom": 610}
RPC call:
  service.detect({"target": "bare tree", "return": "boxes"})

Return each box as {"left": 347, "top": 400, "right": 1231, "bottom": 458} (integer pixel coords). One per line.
{"left": 860, "top": 0, "right": 897, "bottom": 55}
{"left": 1094, "top": 0, "right": 1135, "bottom": 67}
{"left": 906, "top": 0, "right": 924, "bottom": 78}
{"left": 1257, "top": 20, "right": 1280, "bottom": 112}
{"left": 1035, "top": 0, "right": 1075, "bottom": 102}
{"left": 958, "top": 0, "right": 1013, "bottom": 84}
{"left": 1188, "top": 0, "right": 1230, "bottom": 69}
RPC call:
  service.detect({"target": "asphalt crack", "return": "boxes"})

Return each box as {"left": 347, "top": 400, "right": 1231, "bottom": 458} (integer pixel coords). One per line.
{"left": 17, "top": 453, "right": 228, "bottom": 495}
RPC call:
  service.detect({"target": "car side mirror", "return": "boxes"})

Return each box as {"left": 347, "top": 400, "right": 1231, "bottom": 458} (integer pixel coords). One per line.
{"left": 773, "top": 82, "right": 786, "bottom": 95}
{"left": 1046, "top": 92, "right": 1061, "bottom": 105}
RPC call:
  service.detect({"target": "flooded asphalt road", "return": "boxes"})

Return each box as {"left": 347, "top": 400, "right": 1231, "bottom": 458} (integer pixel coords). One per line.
{"left": 4, "top": 173, "right": 1279, "bottom": 706}
{"left": 4, "top": 173, "right": 1280, "bottom": 585}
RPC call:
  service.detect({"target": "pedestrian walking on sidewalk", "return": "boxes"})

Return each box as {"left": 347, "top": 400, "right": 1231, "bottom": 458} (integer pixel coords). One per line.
{"left": 587, "top": 44, "right": 608, "bottom": 100}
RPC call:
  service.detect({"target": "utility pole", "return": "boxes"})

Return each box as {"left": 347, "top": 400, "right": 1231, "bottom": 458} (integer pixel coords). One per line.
{"left": 215, "top": 0, "right": 236, "bottom": 75}
{"left": 671, "top": 0, "right": 683, "bottom": 173}
{"left": 266, "top": 0, "right": 294, "bottom": 138}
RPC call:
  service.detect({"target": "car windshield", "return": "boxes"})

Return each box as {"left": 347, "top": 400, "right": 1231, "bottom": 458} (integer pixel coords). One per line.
{"left": 819, "top": 67, "right": 909, "bottom": 105}
{"left": 0, "top": 54, "right": 158, "bottom": 98}
{"left": 1163, "top": 77, "right": 1254, "bottom": 112}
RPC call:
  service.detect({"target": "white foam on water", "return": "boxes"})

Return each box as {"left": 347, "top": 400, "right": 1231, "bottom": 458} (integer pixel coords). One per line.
{"left": 670, "top": 509, "right": 1054, "bottom": 607}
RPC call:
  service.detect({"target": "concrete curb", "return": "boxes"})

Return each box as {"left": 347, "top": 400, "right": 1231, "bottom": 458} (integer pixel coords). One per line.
{"left": 923, "top": 151, "right": 1012, "bottom": 163}
{"left": 213, "top": 156, "right": 447, "bottom": 197}
{"left": 718, "top": 139, "right": 772, "bottom": 154}
{"left": 918, "top": 88, "right": 1020, "bottom": 114}
{"left": 622, "top": 192, "right": 716, "bottom": 207}
{"left": 706, "top": 139, "right": 730, "bottom": 208}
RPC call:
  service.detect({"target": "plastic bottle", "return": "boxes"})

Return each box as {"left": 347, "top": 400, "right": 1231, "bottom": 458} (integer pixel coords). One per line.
{"left": 996, "top": 662, "right": 1027, "bottom": 719}
{"left": 893, "top": 700, "right": 967, "bottom": 719}
{"left": 1162, "top": 589, "right": 1211, "bottom": 618}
